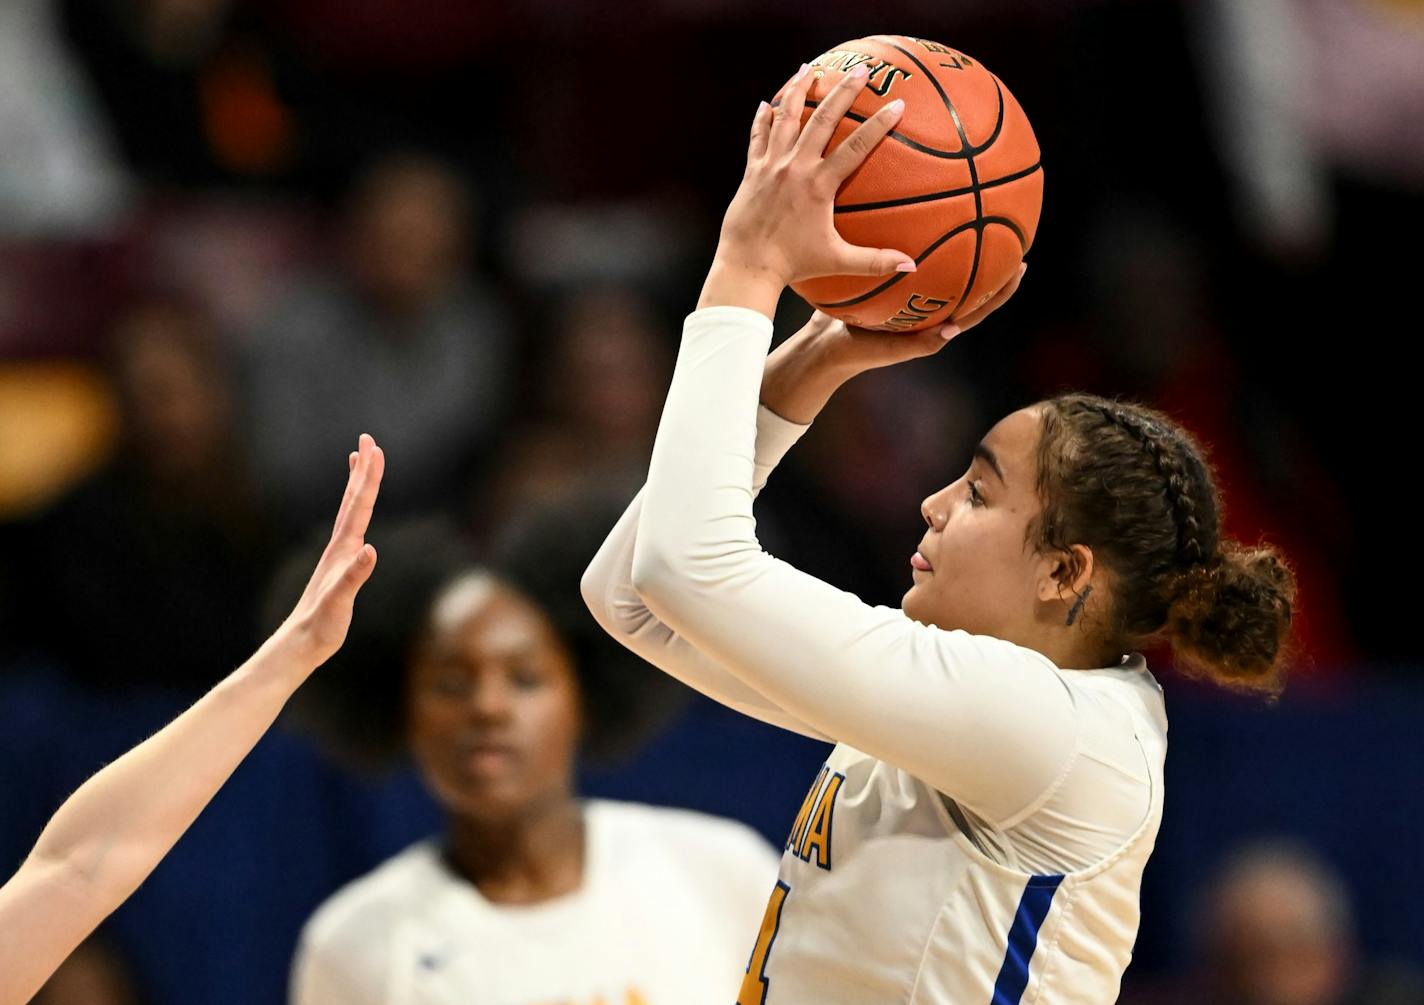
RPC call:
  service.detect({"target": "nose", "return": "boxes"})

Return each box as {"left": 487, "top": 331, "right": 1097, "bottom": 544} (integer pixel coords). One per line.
{"left": 468, "top": 673, "right": 514, "bottom": 724}
{"left": 921, "top": 485, "right": 951, "bottom": 531}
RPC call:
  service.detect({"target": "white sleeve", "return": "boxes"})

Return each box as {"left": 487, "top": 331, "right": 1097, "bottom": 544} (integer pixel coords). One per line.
{"left": 630, "top": 306, "right": 1080, "bottom": 828}
{"left": 581, "top": 406, "right": 831, "bottom": 741}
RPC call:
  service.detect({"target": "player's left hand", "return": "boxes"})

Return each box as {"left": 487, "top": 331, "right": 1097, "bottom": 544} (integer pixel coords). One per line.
{"left": 759, "top": 264, "right": 1026, "bottom": 424}
{"left": 712, "top": 62, "right": 915, "bottom": 295}
{"left": 808, "top": 261, "right": 1028, "bottom": 370}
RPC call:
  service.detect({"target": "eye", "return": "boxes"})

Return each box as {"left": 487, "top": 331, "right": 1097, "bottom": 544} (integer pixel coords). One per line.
{"left": 429, "top": 670, "right": 470, "bottom": 699}
{"left": 509, "top": 663, "right": 545, "bottom": 690}
{"left": 968, "top": 480, "right": 985, "bottom": 507}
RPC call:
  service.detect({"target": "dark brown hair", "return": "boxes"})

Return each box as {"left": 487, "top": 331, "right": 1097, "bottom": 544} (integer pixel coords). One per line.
{"left": 1034, "top": 393, "right": 1296, "bottom": 692}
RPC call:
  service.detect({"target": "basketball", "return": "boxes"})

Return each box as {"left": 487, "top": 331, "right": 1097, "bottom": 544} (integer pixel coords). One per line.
{"left": 778, "top": 35, "right": 1043, "bottom": 332}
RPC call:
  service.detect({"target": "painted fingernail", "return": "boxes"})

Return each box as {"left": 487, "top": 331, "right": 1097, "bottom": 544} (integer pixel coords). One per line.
{"left": 795, "top": 62, "right": 810, "bottom": 80}
{"left": 849, "top": 64, "right": 869, "bottom": 80}
{"left": 887, "top": 99, "right": 906, "bottom": 114}
{"left": 758, "top": 100, "right": 769, "bottom": 114}
{"left": 941, "top": 324, "right": 962, "bottom": 341}
{"left": 895, "top": 261, "right": 917, "bottom": 272}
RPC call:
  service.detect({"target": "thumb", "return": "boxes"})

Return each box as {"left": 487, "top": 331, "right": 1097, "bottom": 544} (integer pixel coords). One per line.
{"left": 831, "top": 239, "right": 917, "bottom": 277}
{"left": 330, "top": 544, "right": 378, "bottom": 607}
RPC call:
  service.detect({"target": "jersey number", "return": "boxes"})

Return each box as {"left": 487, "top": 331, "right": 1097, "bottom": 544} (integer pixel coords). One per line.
{"left": 737, "top": 881, "right": 790, "bottom": 1005}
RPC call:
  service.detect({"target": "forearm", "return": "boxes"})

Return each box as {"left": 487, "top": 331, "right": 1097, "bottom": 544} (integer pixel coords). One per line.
{"left": 29, "top": 639, "right": 307, "bottom": 891}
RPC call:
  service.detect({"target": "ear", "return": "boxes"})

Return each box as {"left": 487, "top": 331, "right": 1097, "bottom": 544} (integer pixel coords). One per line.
{"left": 1036, "top": 543, "right": 1095, "bottom": 604}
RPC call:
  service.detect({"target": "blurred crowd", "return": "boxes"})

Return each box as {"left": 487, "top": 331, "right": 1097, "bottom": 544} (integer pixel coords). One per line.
{"left": 2, "top": 0, "right": 1423, "bottom": 1001}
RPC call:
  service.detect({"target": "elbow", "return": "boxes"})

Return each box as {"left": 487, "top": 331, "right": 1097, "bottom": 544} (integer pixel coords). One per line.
{"left": 629, "top": 538, "right": 681, "bottom": 605}
{"left": 578, "top": 561, "right": 608, "bottom": 626}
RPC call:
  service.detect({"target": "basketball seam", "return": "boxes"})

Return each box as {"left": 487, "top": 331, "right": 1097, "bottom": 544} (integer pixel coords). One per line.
{"left": 835, "top": 161, "right": 1041, "bottom": 215}
{"left": 813, "top": 217, "right": 1026, "bottom": 310}
{"left": 885, "top": 40, "right": 991, "bottom": 320}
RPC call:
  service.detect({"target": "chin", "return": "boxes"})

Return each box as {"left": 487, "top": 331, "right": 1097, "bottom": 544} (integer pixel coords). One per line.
{"left": 901, "top": 587, "right": 933, "bottom": 627}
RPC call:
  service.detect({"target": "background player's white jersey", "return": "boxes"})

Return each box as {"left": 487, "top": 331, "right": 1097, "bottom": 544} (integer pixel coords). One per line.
{"left": 583, "top": 307, "right": 1172, "bottom": 1003}
{"left": 290, "top": 799, "right": 778, "bottom": 1005}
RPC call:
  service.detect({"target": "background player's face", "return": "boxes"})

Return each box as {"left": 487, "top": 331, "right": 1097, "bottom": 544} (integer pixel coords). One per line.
{"left": 904, "top": 407, "right": 1054, "bottom": 642}
{"left": 406, "top": 580, "right": 582, "bottom": 825}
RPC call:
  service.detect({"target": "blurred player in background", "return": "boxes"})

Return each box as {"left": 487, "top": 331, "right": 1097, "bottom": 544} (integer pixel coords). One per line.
{"left": 288, "top": 544, "right": 777, "bottom": 1005}
{"left": 585, "top": 66, "right": 1295, "bottom": 1003}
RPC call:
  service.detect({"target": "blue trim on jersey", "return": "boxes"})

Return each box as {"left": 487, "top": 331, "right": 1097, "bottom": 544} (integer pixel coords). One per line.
{"left": 989, "top": 873, "right": 1064, "bottom": 1005}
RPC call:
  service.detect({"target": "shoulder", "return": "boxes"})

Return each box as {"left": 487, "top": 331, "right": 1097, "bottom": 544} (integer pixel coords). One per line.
{"left": 299, "top": 841, "right": 446, "bottom": 955}
{"left": 590, "top": 800, "right": 778, "bottom": 871}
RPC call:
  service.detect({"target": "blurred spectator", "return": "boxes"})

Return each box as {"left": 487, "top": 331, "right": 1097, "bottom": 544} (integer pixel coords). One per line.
{"left": 1183, "top": 840, "right": 1424, "bottom": 1005}
{"left": 31, "top": 934, "right": 141, "bottom": 1005}
{"left": 0, "top": 0, "right": 131, "bottom": 236}
{"left": 242, "top": 153, "right": 514, "bottom": 535}
{"left": 482, "top": 285, "right": 670, "bottom": 531}
{"left": 8, "top": 293, "right": 275, "bottom": 691}
{"left": 62, "top": 0, "right": 308, "bottom": 187}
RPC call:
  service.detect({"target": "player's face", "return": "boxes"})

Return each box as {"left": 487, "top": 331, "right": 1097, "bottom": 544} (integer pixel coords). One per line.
{"left": 904, "top": 407, "right": 1048, "bottom": 640}
{"left": 406, "top": 583, "right": 581, "bottom": 825}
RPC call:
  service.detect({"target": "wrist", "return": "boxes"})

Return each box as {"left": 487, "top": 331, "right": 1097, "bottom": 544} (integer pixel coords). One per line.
{"left": 761, "top": 333, "right": 854, "bottom": 424}
{"left": 249, "top": 625, "right": 321, "bottom": 691}
{"left": 698, "top": 253, "right": 786, "bottom": 318}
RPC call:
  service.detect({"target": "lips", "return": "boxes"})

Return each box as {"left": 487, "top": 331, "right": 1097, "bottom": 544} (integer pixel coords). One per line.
{"left": 911, "top": 549, "right": 933, "bottom": 573}
{"left": 456, "top": 738, "right": 521, "bottom": 776}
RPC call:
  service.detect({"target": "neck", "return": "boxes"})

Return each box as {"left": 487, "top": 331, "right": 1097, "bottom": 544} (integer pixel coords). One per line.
{"left": 1027, "top": 624, "right": 1122, "bottom": 671}
{"left": 444, "top": 795, "right": 585, "bottom": 906}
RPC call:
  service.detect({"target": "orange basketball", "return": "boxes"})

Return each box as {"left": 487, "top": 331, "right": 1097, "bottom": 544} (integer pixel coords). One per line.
{"left": 779, "top": 36, "right": 1043, "bottom": 332}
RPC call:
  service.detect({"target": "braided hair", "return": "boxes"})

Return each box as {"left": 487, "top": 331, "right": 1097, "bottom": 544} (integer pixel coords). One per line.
{"left": 1034, "top": 393, "right": 1296, "bottom": 692}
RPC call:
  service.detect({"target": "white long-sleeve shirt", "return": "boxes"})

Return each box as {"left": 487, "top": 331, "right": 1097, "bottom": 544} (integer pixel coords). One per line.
{"left": 582, "top": 306, "right": 1169, "bottom": 1004}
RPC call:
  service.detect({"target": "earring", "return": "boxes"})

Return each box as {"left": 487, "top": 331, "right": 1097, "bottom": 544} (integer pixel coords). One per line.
{"left": 1066, "top": 585, "right": 1093, "bottom": 626}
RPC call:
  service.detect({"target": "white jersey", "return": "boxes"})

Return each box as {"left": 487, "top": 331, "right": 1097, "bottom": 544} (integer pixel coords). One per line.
{"left": 581, "top": 306, "right": 1170, "bottom": 1004}
{"left": 290, "top": 799, "right": 778, "bottom": 1005}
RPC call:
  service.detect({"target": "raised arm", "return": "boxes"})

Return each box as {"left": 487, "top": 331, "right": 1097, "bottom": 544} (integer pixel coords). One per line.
{"left": 630, "top": 67, "right": 1076, "bottom": 828}
{"left": 0, "top": 435, "right": 385, "bottom": 1005}
{"left": 582, "top": 400, "right": 830, "bottom": 740}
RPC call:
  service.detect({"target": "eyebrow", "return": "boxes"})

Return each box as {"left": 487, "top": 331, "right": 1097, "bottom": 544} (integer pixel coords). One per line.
{"left": 974, "top": 442, "right": 1007, "bottom": 485}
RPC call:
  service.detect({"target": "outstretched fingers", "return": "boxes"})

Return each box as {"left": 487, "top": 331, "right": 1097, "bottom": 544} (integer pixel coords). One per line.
{"left": 768, "top": 63, "right": 814, "bottom": 157}
{"left": 794, "top": 64, "right": 869, "bottom": 160}
{"left": 823, "top": 98, "right": 905, "bottom": 184}
{"left": 331, "top": 434, "right": 385, "bottom": 548}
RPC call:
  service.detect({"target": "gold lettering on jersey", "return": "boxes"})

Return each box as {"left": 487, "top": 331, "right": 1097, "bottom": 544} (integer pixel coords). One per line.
{"left": 809, "top": 50, "right": 913, "bottom": 97}
{"left": 785, "top": 763, "right": 846, "bottom": 871}
{"left": 786, "top": 764, "right": 828, "bottom": 855}
{"left": 798, "top": 772, "right": 844, "bottom": 870}
{"left": 880, "top": 293, "right": 952, "bottom": 331}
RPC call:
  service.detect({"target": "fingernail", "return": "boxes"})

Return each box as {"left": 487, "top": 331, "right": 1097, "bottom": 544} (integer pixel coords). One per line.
{"left": 887, "top": 99, "right": 906, "bottom": 114}
{"left": 758, "top": 100, "right": 768, "bottom": 114}
{"left": 795, "top": 62, "right": 810, "bottom": 80}
{"left": 895, "top": 260, "right": 917, "bottom": 272}
{"left": 849, "top": 64, "right": 869, "bottom": 80}
{"left": 941, "top": 324, "right": 961, "bottom": 341}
